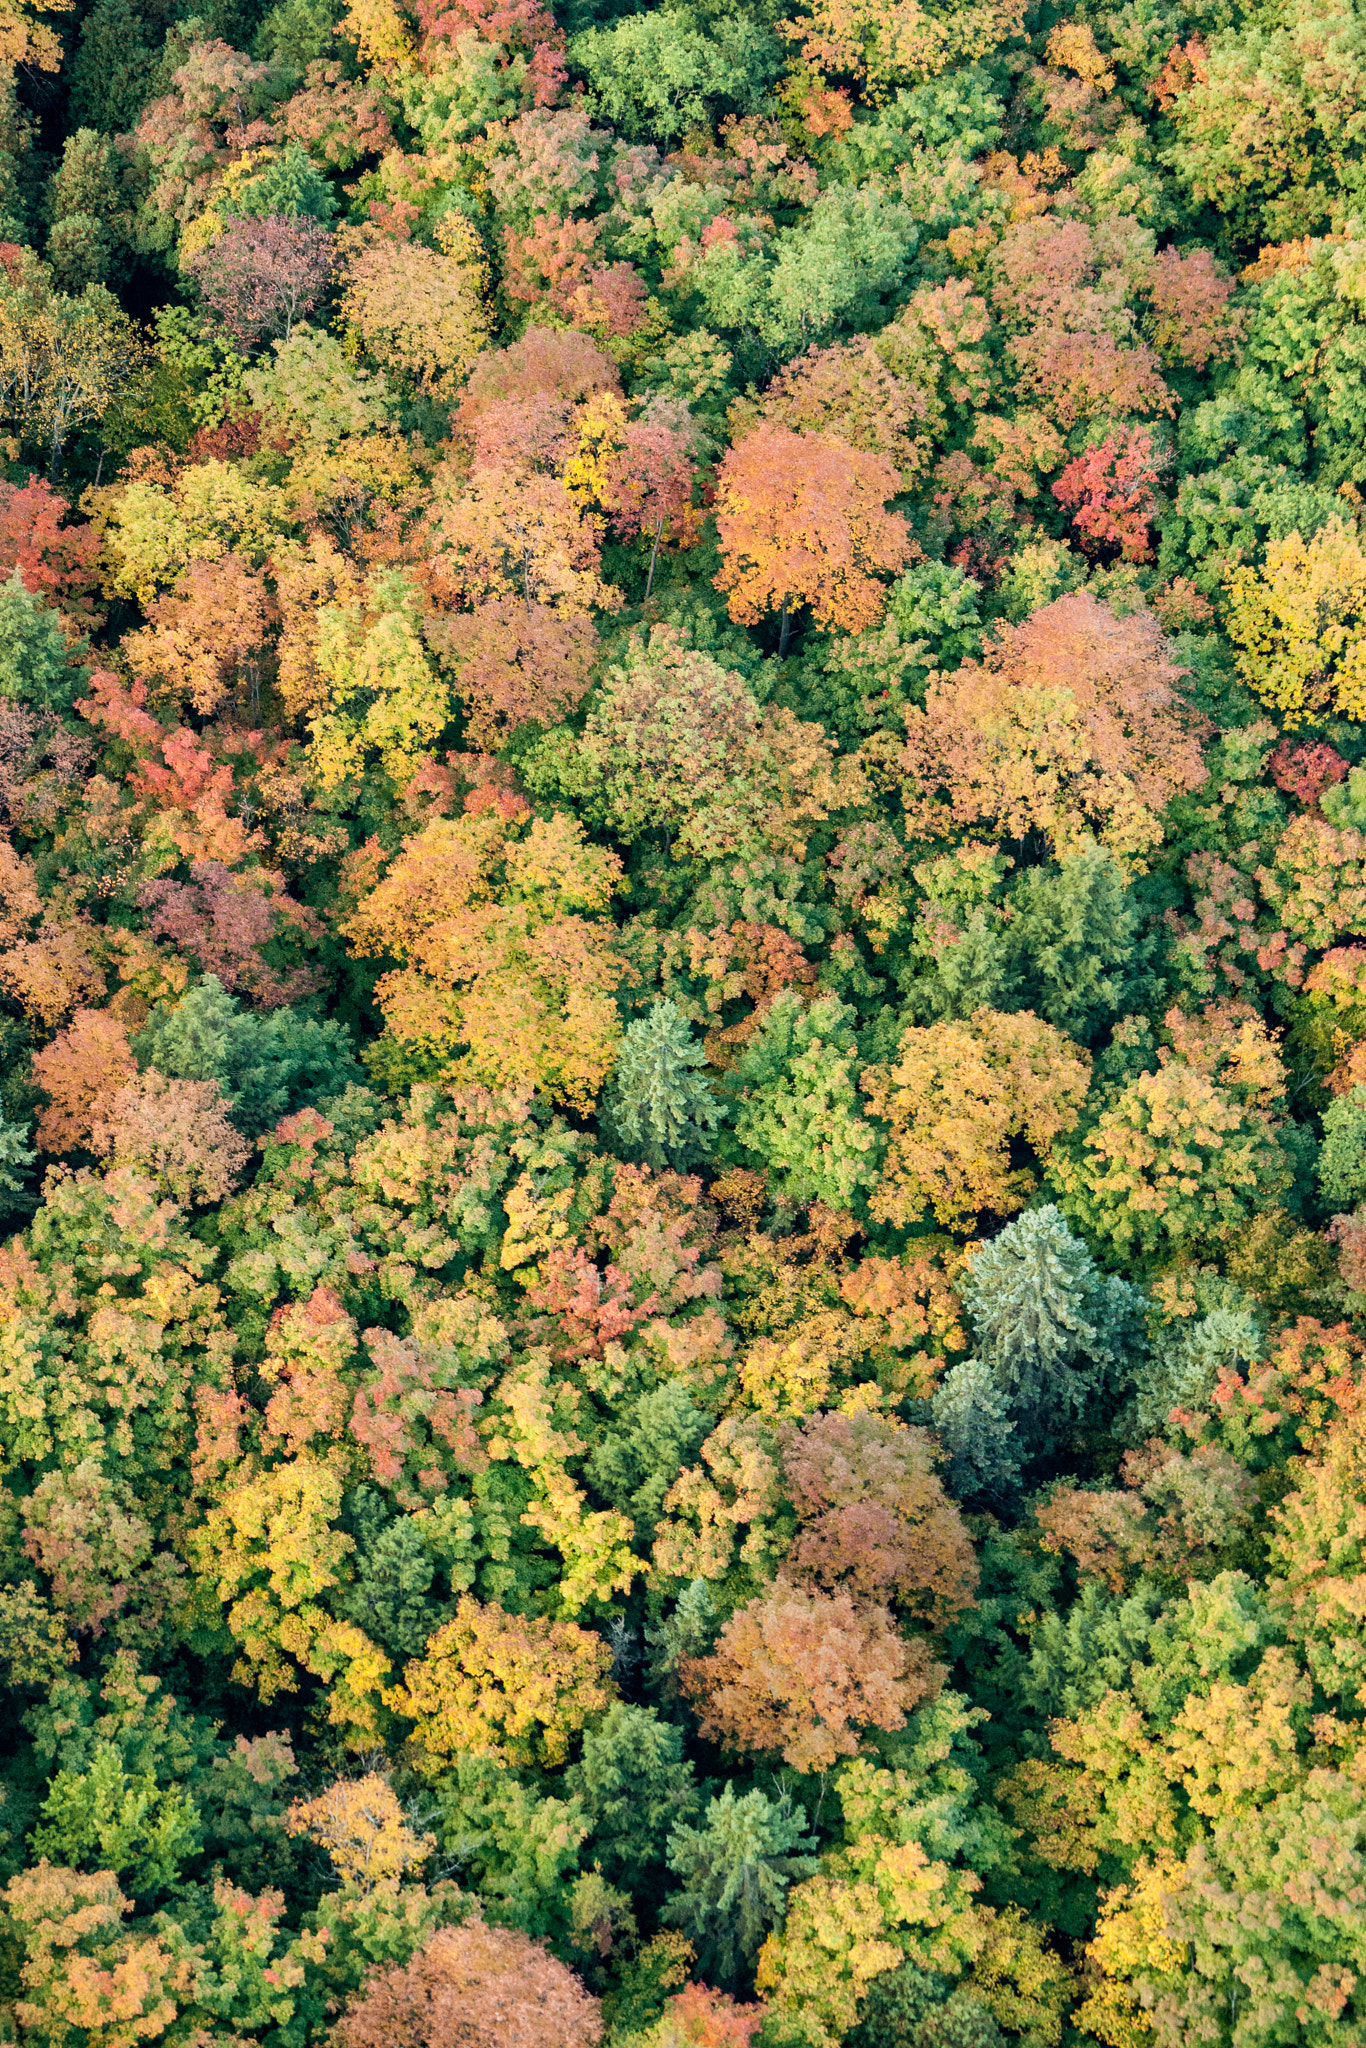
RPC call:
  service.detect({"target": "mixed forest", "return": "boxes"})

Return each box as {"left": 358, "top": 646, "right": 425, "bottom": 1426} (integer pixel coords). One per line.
{"left": 2, "top": 0, "right": 1366, "bottom": 2036}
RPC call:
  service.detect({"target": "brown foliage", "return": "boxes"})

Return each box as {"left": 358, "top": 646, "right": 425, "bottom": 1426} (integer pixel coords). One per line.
{"left": 898, "top": 591, "right": 1207, "bottom": 865}
{"left": 334, "top": 1920, "right": 602, "bottom": 2048}
{"left": 90, "top": 1071, "right": 249, "bottom": 1205}
{"left": 779, "top": 1409, "right": 978, "bottom": 1620}
{"left": 1036, "top": 1441, "right": 1255, "bottom": 1591}
{"left": 32, "top": 1006, "right": 137, "bottom": 1153}
{"left": 424, "top": 597, "right": 597, "bottom": 748}
{"left": 680, "top": 1582, "right": 943, "bottom": 1772}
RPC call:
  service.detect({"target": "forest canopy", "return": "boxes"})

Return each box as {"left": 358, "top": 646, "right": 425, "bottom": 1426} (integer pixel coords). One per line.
{"left": 0, "top": 0, "right": 1364, "bottom": 2040}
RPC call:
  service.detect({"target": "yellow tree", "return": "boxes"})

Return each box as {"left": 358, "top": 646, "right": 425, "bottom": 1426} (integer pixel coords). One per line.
{"left": 344, "top": 802, "right": 625, "bottom": 1110}
{"left": 1225, "top": 520, "right": 1366, "bottom": 724}
{"left": 386, "top": 1595, "right": 615, "bottom": 1768}
{"left": 864, "top": 1008, "right": 1091, "bottom": 1230}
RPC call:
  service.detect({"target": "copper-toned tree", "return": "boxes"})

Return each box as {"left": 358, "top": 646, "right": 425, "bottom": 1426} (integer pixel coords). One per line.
{"left": 713, "top": 424, "right": 910, "bottom": 654}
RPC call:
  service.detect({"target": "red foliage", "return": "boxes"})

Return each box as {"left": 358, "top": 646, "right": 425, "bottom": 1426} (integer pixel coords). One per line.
{"left": 1052, "top": 425, "right": 1169, "bottom": 561}
{"left": 415, "top": 0, "right": 566, "bottom": 106}
{"left": 1269, "top": 738, "right": 1349, "bottom": 808}
{"left": 0, "top": 476, "right": 102, "bottom": 623}
{"left": 185, "top": 216, "right": 334, "bottom": 353}
{"left": 137, "top": 861, "right": 322, "bottom": 1008}
{"left": 456, "top": 326, "right": 620, "bottom": 418}
{"left": 1147, "top": 244, "right": 1243, "bottom": 369}
{"left": 654, "top": 1983, "right": 767, "bottom": 2047}
{"left": 424, "top": 597, "right": 598, "bottom": 747}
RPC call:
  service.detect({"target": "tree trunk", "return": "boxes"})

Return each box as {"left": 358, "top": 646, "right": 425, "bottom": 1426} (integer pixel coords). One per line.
{"left": 777, "top": 598, "right": 790, "bottom": 659}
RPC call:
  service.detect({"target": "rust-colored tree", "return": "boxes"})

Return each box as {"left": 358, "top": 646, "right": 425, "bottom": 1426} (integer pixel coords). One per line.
{"left": 334, "top": 1921, "right": 602, "bottom": 2048}
{"left": 680, "top": 1582, "right": 943, "bottom": 1772}
{"left": 898, "top": 591, "right": 1208, "bottom": 865}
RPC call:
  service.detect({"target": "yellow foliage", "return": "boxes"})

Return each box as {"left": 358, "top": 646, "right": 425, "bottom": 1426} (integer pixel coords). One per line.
{"left": 344, "top": 806, "right": 625, "bottom": 1110}
{"left": 1225, "top": 520, "right": 1366, "bottom": 724}
{"left": 386, "top": 1594, "right": 616, "bottom": 1769}
{"left": 309, "top": 576, "right": 454, "bottom": 790}
{"left": 865, "top": 1008, "right": 1091, "bottom": 1231}
{"left": 757, "top": 1836, "right": 983, "bottom": 2041}
{"left": 286, "top": 1773, "right": 435, "bottom": 1891}
{"left": 1078, "top": 1859, "right": 1189, "bottom": 2048}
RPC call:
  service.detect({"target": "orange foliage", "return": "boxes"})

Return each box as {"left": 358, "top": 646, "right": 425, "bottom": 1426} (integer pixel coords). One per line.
{"left": 680, "top": 1582, "right": 943, "bottom": 1772}
{"left": 32, "top": 1006, "right": 137, "bottom": 1153}
{"left": 90, "top": 1071, "right": 249, "bottom": 1204}
{"left": 781, "top": 1409, "right": 978, "bottom": 1619}
{"left": 898, "top": 592, "right": 1207, "bottom": 865}
{"left": 713, "top": 424, "right": 911, "bottom": 640}
{"left": 424, "top": 596, "right": 597, "bottom": 747}
{"left": 344, "top": 805, "right": 624, "bottom": 1109}
{"left": 335, "top": 1920, "right": 602, "bottom": 2047}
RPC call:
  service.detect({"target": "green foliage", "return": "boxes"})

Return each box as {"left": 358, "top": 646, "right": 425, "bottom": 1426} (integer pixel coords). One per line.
{"left": 725, "top": 992, "right": 881, "bottom": 1209}
{"left": 1320, "top": 1085, "right": 1366, "bottom": 1209}
{"left": 601, "top": 1000, "right": 721, "bottom": 1171}
{"left": 133, "top": 975, "right": 364, "bottom": 1136}
{"left": 29, "top": 1740, "right": 202, "bottom": 1898}
{"left": 0, "top": 573, "right": 89, "bottom": 709}
{"left": 434, "top": 1754, "right": 589, "bottom": 1939}
{"left": 663, "top": 1786, "right": 819, "bottom": 1991}
{"left": 565, "top": 1703, "right": 699, "bottom": 1892}
{"left": 570, "top": 12, "right": 782, "bottom": 143}
{"left": 887, "top": 560, "right": 983, "bottom": 670}
{"left": 230, "top": 139, "right": 339, "bottom": 223}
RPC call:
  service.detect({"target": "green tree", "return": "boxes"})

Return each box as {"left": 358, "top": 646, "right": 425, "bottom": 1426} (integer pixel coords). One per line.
{"left": 0, "top": 569, "right": 88, "bottom": 708}
{"left": 726, "top": 991, "right": 882, "bottom": 1209}
{"left": 132, "top": 976, "right": 364, "bottom": 1135}
{"left": 565, "top": 1703, "right": 700, "bottom": 1893}
{"left": 600, "top": 1000, "right": 721, "bottom": 1171}
{"left": 663, "top": 1785, "right": 819, "bottom": 1991}
{"left": 1319, "top": 1085, "right": 1366, "bottom": 1209}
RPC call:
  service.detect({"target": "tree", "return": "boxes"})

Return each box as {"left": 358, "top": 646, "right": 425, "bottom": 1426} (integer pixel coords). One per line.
{"left": 714, "top": 423, "right": 911, "bottom": 653}
{"left": 132, "top": 975, "right": 363, "bottom": 1133}
{"left": 779, "top": 1408, "right": 978, "bottom": 1617}
{"left": 1052, "top": 426, "right": 1168, "bottom": 563}
{"left": 0, "top": 569, "right": 89, "bottom": 709}
{"left": 336, "top": 1920, "right": 603, "bottom": 2047}
{"left": 898, "top": 593, "right": 1208, "bottom": 866}
{"left": 564, "top": 1701, "right": 700, "bottom": 1892}
{"left": 386, "top": 1595, "right": 615, "bottom": 1768}
{"left": 31, "top": 1005, "right": 137, "bottom": 1152}
{"left": 429, "top": 466, "right": 620, "bottom": 616}
{"left": 286, "top": 1774, "right": 434, "bottom": 1891}
{"left": 90, "top": 1071, "right": 249, "bottom": 1204}
{"left": 726, "top": 991, "right": 881, "bottom": 1209}
{"left": 959, "top": 1206, "right": 1143, "bottom": 1453}
{"left": 1224, "top": 520, "right": 1366, "bottom": 725}
{"left": 680, "top": 1583, "right": 944, "bottom": 1772}
{"left": 120, "top": 551, "right": 275, "bottom": 718}
{"left": 864, "top": 1008, "right": 1090, "bottom": 1232}
{"left": 600, "top": 1000, "right": 721, "bottom": 1171}
{"left": 424, "top": 597, "right": 597, "bottom": 749}
{"left": 338, "top": 219, "right": 490, "bottom": 394}
{"left": 0, "top": 473, "right": 101, "bottom": 621}
{"left": 343, "top": 804, "right": 625, "bottom": 1110}
{"left": 663, "top": 1786, "right": 818, "bottom": 1990}
{"left": 0, "top": 258, "right": 139, "bottom": 478}
{"left": 1051, "top": 1061, "right": 1297, "bottom": 1264}
{"left": 186, "top": 213, "right": 333, "bottom": 354}
{"left": 756, "top": 337, "right": 930, "bottom": 486}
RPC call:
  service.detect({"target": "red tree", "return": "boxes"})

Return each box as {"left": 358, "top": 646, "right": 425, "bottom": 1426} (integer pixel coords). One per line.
{"left": 186, "top": 215, "right": 334, "bottom": 352}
